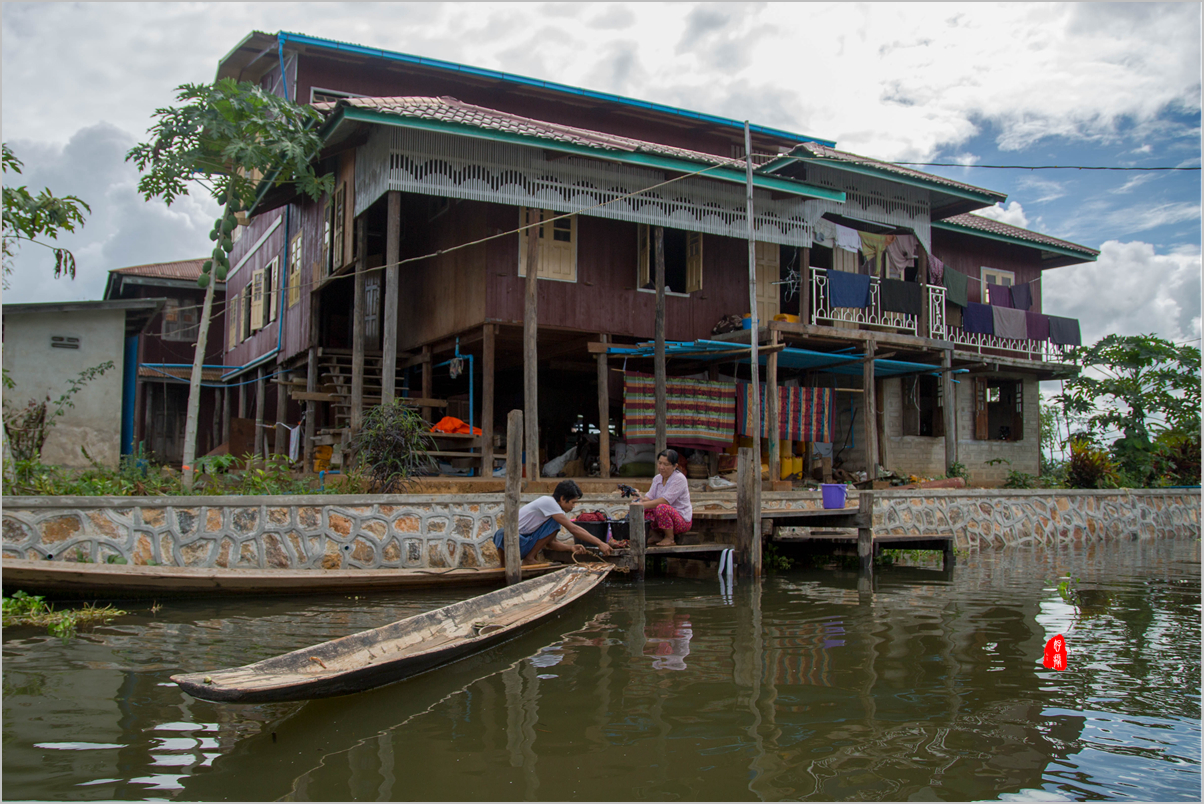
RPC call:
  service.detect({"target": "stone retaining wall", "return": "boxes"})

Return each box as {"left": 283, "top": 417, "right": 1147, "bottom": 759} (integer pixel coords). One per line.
{"left": 2, "top": 489, "right": 1198, "bottom": 570}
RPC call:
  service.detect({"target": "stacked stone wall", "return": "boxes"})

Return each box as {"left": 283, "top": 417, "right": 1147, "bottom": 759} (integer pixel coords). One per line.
{"left": 2, "top": 489, "right": 1197, "bottom": 570}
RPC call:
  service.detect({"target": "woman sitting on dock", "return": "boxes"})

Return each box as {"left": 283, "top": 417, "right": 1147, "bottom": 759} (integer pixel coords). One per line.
{"left": 493, "top": 480, "right": 614, "bottom": 565}
{"left": 635, "top": 450, "right": 693, "bottom": 547}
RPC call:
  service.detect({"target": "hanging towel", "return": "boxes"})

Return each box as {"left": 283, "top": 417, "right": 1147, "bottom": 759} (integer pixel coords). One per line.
{"left": 833, "top": 223, "right": 862, "bottom": 253}
{"left": 879, "top": 278, "right": 923, "bottom": 316}
{"left": 1011, "top": 281, "right": 1033, "bottom": 311}
{"left": 987, "top": 283, "right": 1014, "bottom": 308}
{"left": 928, "top": 255, "right": 945, "bottom": 286}
{"left": 943, "top": 267, "right": 969, "bottom": 307}
{"left": 992, "top": 306, "right": 1028, "bottom": 339}
{"left": 1025, "top": 311, "right": 1051, "bottom": 341}
{"left": 624, "top": 371, "right": 736, "bottom": 449}
{"left": 1048, "top": 316, "right": 1082, "bottom": 346}
{"left": 737, "top": 384, "right": 833, "bottom": 442}
{"left": 858, "top": 232, "right": 894, "bottom": 277}
{"left": 285, "top": 424, "right": 302, "bottom": 462}
{"left": 825, "top": 269, "right": 872, "bottom": 308}
{"left": 885, "top": 234, "right": 919, "bottom": 280}
{"left": 963, "top": 302, "right": 995, "bottom": 334}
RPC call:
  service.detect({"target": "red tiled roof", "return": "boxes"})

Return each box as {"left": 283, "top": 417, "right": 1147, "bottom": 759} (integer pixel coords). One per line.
{"left": 110, "top": 258, "right": 209, "bottom": 280}
{"left": 317, "top": 96, "right": 747, "bottom": 167}
{"left": 790, "top": 142, "right": 1006, "bottom": 200}
{"left": 940, "top": 213, "right": 1099, "bottom": 257}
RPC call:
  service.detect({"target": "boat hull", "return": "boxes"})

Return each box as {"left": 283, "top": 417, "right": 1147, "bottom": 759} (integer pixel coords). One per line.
{"left": 170, "top": 564, "right": 611, "bottom": 703}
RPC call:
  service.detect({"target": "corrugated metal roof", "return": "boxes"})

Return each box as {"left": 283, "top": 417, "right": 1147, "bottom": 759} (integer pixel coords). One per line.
{"left": 317, "top": 96, "right": 748, "bottom": 168}
{"left": 938, "top": 213, "right": 1100, "bottom": 257}
{"left": 789, "top": 142, "right": 1006, "bottom": 200}
{"left": 110, "top": 258, "right": 209, "bottom": 280}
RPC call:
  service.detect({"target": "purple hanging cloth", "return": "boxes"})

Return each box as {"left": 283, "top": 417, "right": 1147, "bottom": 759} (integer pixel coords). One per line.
{"left": 1011, "top": 282, "right": 1033, "bottom": 311}
{"left": 963, "top": 302, "right": 995, "bottom": 334}
{"left": 1025, "top": 311, "right": 1051, "bottom": 341}
{"left": 987, "top": 283, "right": 1014, "bottom": 308}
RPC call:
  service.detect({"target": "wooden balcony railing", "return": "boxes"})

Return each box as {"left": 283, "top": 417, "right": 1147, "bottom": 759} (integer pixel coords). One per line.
{"left": 810, "top": 270, "right": 1074, "bottom": 363}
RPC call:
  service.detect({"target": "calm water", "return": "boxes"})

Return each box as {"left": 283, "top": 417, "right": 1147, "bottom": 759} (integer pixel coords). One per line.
{"left": 3, "top": 540, "right": 1199, "bottom": 802}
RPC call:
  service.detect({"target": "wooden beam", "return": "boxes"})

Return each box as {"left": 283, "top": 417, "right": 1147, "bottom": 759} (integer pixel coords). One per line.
{"left": 863, "top": 338, "right": 878, "bottom": 479}
{"left": 654, "top": 226, "right": 667, "bottom": 456}
{"left": 254, "top": 366, "right": 266, "bottom": 459}
{"left": 524, "top": 209, "right": 541, "bottom": 482}
{"left": 504, "top": 409, "right": 522, "bottom": 585}
{"left": 875, "top": 377, "right": 888, "bottom": 472}
{"left": 351, "top": 218, "right": 366, "bottom": 434}
{"left": 220, "top": 385, "right": 230, "bottom": 446}
{"left": 381, "top": 190, "right": 401, "bottom": 404}
{"left": 596, "top": 333, "right": 610, "bottom": 479}
{"left": 800, "top": 247, "right": 812, "bottom": 325}
{"left": 857, "top": 491, "right": 874, "bottom": 574}
{"left": 918, "top": 248, "right": 930, "bottom": 338}
{"left": 420, "top": 345, "right": 432, "bottom": 423}
{"left": 304, "top": 347, "right": 317, "bottom": 471}
{"left": 629, "top": 502, "right": 646, "bottom": 582}
{"left": 736, "top": 446, "right": 761, "bottom": 579}
{"left": 481, "top": 323, "right": 495, "bottom": 479}
{"left": 275, "top": 368, "right": 288, "bottom": 457}
{"left": 943, "top": 349, "right": 958, "bottom": 471}
{"left": 767, "top": 329, "right": 780, "bottom": 483}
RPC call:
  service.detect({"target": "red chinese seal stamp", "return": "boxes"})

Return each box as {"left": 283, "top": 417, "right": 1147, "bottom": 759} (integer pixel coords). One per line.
{"left": 1043, "top": 634, "right": 1068, "bottom": 671}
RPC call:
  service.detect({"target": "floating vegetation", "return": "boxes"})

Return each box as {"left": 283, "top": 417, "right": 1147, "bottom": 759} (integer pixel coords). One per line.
{"left": 2, "top": 590, "right": 127, "bottom": 639}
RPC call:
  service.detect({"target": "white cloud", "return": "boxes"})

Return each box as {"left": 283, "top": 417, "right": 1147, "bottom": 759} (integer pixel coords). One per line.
{"left": 1042, "top": 239, "right": 1202, "bottom": 344}
{"left": 976, "top": 201, "right": 1030, "bottom": 229}
{"left": 1015, "top": 176, "right": 1067, "bottom": 204}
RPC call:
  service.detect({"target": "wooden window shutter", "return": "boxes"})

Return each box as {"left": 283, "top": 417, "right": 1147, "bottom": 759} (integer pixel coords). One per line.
{"left": 332, "top": 185, "right": 345, "bottom": 271}
{"left": 1012, "top": 379, "right": 1024, "bottom": 442}
{"left": 755, "top": 241, "right": 780, "bottom": 320}
{"left": 228, "top": 292, "right": 239, "bottom": 347}
{"left": 974, "top": 377, "right": 989, "bottom": 440}
{"left": 544, "top": 215, "right": 576, "bottom": 282}
{"left": 263, "top": 260, "right": 276, "bottom": 327}
{"left": 686, "top": 232, "right": 703, "bottom": 292}
{"left": 322, "top": 200, "right": 332, "bottom": 276}
{"left": 250, "top": 269, "right": 264, "bottom": 332}
{"left": 242, "top": 284, "right": 253, "bottom": 340}
{"left": 637, "top": 224, "right": 650, "bottom": 287}
{"left": 288, "top": 234, "right": 302, "bottom": 308}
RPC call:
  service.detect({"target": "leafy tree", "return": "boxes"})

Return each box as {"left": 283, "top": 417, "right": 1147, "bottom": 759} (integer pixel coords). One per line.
{"left": 1057, "top": 334, "right": 1201, "bottom": 485}
{"left": 126, "top": 79, "right": 333, "bottom": 488}
{"left": 2, "top": 143, "right": 91, "bottom": 290}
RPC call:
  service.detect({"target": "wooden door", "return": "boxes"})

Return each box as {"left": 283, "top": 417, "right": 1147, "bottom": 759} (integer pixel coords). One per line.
{"left": 755, "top": 241, "right": 780, "bottom": 322}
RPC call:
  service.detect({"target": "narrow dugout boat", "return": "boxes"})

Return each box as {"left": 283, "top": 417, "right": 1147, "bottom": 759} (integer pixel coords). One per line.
{"left": 171, "top": 564, "right": 611, "bottom": 704}
{"left": 1, "top": 557, "right": 558, "bottom": 598}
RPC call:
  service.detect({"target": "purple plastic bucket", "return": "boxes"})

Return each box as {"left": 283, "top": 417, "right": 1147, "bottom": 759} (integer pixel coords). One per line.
{"left": 821, "top": 483, "right": 847, "bottom": 509}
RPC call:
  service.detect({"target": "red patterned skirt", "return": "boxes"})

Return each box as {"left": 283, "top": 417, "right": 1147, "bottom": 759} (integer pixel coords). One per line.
{"left": 645, "top": 504, "right": 691, "bottom": 535}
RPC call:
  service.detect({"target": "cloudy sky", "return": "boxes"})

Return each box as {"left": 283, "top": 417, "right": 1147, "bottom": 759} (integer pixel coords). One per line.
{"left": 3, "top": 2, "right": 1200, "bottom": 347}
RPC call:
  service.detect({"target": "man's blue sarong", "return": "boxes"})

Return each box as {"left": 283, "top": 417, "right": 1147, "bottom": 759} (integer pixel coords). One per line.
{"left": 492, "top": 516, "right": 561, "bottom": 559}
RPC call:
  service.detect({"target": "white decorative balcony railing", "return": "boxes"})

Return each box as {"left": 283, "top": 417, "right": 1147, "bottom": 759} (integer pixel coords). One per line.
{"left": 809, "top": 270, "right": 1074, "bottom": 363}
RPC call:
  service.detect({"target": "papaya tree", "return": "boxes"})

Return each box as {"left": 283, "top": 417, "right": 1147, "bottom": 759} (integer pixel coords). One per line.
{"left": 2, "top": 143, "right": 91, "bottom": 290}
{"left": 127, "top": 78, "right": 333, "bottom": 488}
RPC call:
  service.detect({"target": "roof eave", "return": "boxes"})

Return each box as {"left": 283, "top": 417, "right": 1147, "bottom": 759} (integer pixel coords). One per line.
{"left": 334, "top": 106, "right": 846, "bottom": 203}
{"left": 779, "top": 154, "right": 1006, "bottom": 207}
{"left": 932, "top": 220, "right": 1099, "bottom": 266}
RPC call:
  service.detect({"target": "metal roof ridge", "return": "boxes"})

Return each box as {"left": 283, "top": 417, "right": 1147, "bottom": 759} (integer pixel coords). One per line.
{"left": 943, "top": 213, "right": 1100, "bottom": 256}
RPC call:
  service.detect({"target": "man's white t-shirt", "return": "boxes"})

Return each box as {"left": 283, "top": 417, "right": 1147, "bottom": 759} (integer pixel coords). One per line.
{"left": 518, "top": 496, "right": 564, "bottom": 535}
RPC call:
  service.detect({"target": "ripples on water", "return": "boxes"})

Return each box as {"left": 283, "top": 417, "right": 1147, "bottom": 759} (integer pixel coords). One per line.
{"left": 3, "top": 540, "right": 1199, "bottom": 801}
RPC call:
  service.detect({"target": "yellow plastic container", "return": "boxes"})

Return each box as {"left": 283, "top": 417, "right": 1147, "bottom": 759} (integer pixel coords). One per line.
{"left": 780, "top": 460, "right": 792, "bottom": 480}
{"left": 773, "top": 313, "right": 800, "bottom": 323}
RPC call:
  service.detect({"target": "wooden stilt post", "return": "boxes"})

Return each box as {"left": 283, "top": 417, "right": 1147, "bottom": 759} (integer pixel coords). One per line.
{"left": 918, "top": 249, "right": 930, "bottom": 337}
{"left": 767, "top": 328, "right": 780, "bottom": 483}
{"left": 382, "top": 191, "right": 401, "bottom": 404}
{"left": 237, "top": 381, "right": 246, "bottom": 419}
{"left": 862, "top": 338, "right": 878, "bottom": 480}
{"left": 420, "top": 345, "right": 432, "bottom": 424}
{"left": 654, "top": 225, "right": 667, "bottom": 457}
{"left": 943, "top": 349, "right": 958, "bottom": 472}
{"left": 275, "top": 370, "right": 288, "bottom": 457}
{"left": 481, "top": 323, "right": 495, "bottom": 478}
{"left": 504, "top": 410, "right": 523, "bottom": 585}
{"left": 743, "top": 122, "right": 761, "bottom": 505}
{"left": 596, "top": 333, "right": 610, "bottom": 479}
{"left": 351, "top": 218, "right": 366, "bottom": 435}
{"left": 857, "top": 490, "right": 874, "bottom": 575}
{"left": 220, "top": 386, "right": 230, "bottom": 445}
{"left": 629, "top": 501, "right": 646, "bottom": 581}
{"left": 523, "top": 209, "right": 541, "bottom": 482}
{"left": 304, "top": 347, "right": 316, "bottom": 471}
{"left": 736, "top": 446, "right": 761, "bottom": 578}
{"left": 254, "top": 366, "right": 266, "bottom": 459}
{"left": 799, "top": 247, "right": 812, "bottom": 325}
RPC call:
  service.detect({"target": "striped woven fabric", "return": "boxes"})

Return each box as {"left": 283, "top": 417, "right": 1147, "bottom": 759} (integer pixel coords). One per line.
{"left": 623, "top": 371, "right": 737, "bottom": 450}
{"left": 736, "top": 384, "right": 834, "bottom": 442}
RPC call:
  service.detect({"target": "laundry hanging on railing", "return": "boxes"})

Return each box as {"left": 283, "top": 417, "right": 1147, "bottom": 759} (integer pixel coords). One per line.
{"left": 1048, "top": 316, "right": 1082, "bottom": 346}
{"left": 736, "top": 384, "right": 833, "bottom": 443}
{"left": 879, "top": 277, "right": 923, "bottom": 316}
{"left": 1025, "top": 311, "right": 1051, "bottom": 341}
{"left": 885, "top": 234, "right": 919, "bottom": 280}
{"left": 987, "top": 283, "right": 1014, "bottom": 308}
{"left": 962, "top": 302, "right": 995, "bottom": 334}
{"left": 927, "top": 254, "right": 945, "bottom": 286}
{"left": 992, "top": 306, "right": 1028, "bottom": 340}
{"left": 857, "top": 232, "right": 894, "bottom": 277}
{"left": 624, "top": 371, "right": 736, "bottom": 449}
{"left": 825, "top": 269, "right": 872, "bottom": 308}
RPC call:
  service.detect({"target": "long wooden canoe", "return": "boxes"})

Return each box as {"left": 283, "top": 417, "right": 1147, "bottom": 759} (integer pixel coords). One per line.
{"left": 171, "top": 564, "right": 611, "bottom": 703}
{"left": 1, "top": 558, "right": 558, "bottom": 598}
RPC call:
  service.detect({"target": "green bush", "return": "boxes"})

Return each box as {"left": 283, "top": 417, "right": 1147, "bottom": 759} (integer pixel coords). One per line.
{"left": 350, "top": 400, "right": 438, "bottom": 493}
{"left": 1065, "top": 441, "right": 1119, "bottom": 489}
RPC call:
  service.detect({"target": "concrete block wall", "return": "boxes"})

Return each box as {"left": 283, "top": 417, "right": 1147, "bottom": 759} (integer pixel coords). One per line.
{"left": 2, "top": 489, "right": 1198, "bottom": 571}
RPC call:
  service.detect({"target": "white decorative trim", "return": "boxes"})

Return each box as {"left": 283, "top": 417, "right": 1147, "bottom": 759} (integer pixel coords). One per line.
{"left": 804, "top": 163, "right": 932, "bottom": 254}
{"left": 354, "top": 126, "right": 818, "bottom": 247}
{"left": 232, "top": 215, "right": 283, "bottom": 277}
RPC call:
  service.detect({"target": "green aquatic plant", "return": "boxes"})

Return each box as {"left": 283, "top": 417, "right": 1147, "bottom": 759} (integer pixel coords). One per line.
{"left": 1056, "top": 572, "right": 1081, "bottom": 607}
{"left": 2, "top": 590, "right": 127, "bottom": 639}
{"left": 763, "top": 542, "right": 793, "bottom": 571}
